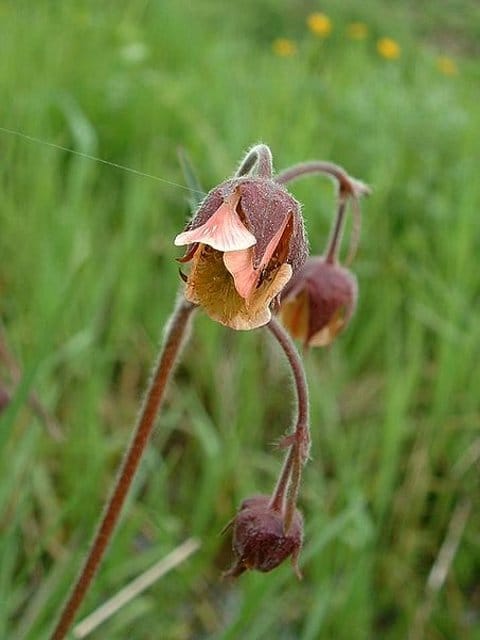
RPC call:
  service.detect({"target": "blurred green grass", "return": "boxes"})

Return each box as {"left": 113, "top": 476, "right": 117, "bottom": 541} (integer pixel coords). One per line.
{"left": 1, "top": 1, "right": 479, "bottom": 638}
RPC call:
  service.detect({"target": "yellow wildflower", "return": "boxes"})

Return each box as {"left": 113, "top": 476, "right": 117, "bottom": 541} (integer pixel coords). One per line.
{"left": 347, "top": 22, "right": 368, "bottom": 40}
{"left": 377, "top": 37, "right": 401, "bottom": 60}
{"left": 272, "top": 38, "right": 297, "bottom": 57}
{"left": 307, "top": 12, "right": 332, "bottom": 38}
{"left": 437, "top": 56, "right": 458, "bottom": 76}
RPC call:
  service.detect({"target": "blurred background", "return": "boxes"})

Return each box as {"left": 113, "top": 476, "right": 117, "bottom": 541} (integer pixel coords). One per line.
{"left": 1, "top": 1, "right": 479, "bottom": 638}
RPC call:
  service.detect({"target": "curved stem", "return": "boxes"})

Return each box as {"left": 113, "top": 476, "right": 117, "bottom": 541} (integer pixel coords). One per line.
{"left": 285, "top": 448, "right": 303, "bottom": 532}
{"left": 50, "top": 298, "right": 196, "bottom": 640}
{"left": 275, "top": 161, "right": 369, "bottom": 265}
{"left": 267, "top": 317, "right": 309, "bottom": 458}
{"left": 235, "top": 144, "right": 273, "bottom": 179}
{"left": 325, "top": 197, "right": 348, "bottom": 264}
{"left": 275, "top": 161, "right": 369, "bottom": 197}
{"left": 267, "top": 317, "right": 309, "bottom": 531}
{"left": 269, "top": 447, "right": 294, "bottom": 514}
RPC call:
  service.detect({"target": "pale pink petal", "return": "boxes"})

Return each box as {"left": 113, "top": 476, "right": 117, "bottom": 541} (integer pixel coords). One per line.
{"left": 174, "top": 192, "right": 256, "bottom": 252}
{"left": 223, "top": 211, "right": 293, "bottom": 300}
{"left": 223, "top": 248, "right": 259, "bottom": 299}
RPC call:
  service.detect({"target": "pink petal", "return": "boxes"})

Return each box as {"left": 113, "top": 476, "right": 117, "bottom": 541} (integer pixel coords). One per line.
{"left": 223, "top": 211, "right": 293, "bottom": 300}
{"left": 174, "top": 192, "right": 256, "bottom": 252}
{"left": 223, "top": 248, "right": 259, "bottom": 299}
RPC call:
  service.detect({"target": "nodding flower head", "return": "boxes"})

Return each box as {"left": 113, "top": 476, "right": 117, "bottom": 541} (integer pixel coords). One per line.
{"left": 275, "top": 162, "right": 369, "bottom": 348}
{"left": 174, "top": 147, "right": 308, "bottom": 330}
{"left": 223, "top": 494, "right": 303, "bottom": 579}
{"left": 280, "top": 257, "right": 357, "bottom": 348}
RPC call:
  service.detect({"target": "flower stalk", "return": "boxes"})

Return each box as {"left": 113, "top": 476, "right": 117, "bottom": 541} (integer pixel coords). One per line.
{"left": 235, "top": 143, "right": 273, "bottom": 178}
{"left": 222, "top": 316, "right": 309, "bottom": 579}
{"left": 325, "top": 197, "right": 348, "bottom": 264}
{"left": 50, "top": 298, "right": 196, "bottom": 640}
{"left": 277, "top": 159, "right": 370, "bottom": 348}
{"left": 275, "top": 160, "right": 370, "bottom": 264}
{"left": 267, "top": 316, "right": 310, "bottom": 531}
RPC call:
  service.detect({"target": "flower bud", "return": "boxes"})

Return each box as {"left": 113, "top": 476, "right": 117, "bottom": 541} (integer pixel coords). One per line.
{"left": 175, "top": 176, "right": 308, "bottom": 330}
{"left": 223, "top": 494, "right": 303, "bottom": 579}
{"left": 280, "top": 256, "right": 357, "bottom": 347}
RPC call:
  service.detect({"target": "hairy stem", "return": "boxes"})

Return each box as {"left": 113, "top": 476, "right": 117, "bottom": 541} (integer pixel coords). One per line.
{"left": 325, "top": 197, "right": 348, "bottom": 264}
{"left": 285, "top": 448, "right": 303, "bottom": 532}
{"left": 275, "top": 161, "right": 369, "bottom": 263}
{"left": 50, "top": 298, "right": 196, "bottom": 640}
{"left": 275, "top": 161, "right": 367, "bottom": 196}
{"left": 236, "top": 144, "right": 273, "bottom": 179}
{"left": 267, "top": 317, "right": 310, "bottom": 531}
{"left": 269, "top": 447, "right": 294, "bottom": 514}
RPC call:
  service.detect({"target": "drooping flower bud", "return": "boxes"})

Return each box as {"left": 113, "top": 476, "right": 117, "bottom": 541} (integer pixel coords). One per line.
{"left": 280, "top": 257, "right": 357, "bottom": 348}
{"left": 174, "top": 147, "right": 308, "bottom": 330}
{"left": 276, "top": 161, "right": 368, "bottom": 348}
{"left": 223, "top": 494, "right": 303, "bottom": 579}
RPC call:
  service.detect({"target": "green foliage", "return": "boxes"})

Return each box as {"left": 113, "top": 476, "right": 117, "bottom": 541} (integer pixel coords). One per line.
{"left": 1, "top": 1, "right": 479, "bottom": 638}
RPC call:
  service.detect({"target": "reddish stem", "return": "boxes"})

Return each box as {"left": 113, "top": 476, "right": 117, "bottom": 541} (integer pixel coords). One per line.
{"left": 50, "top": 298, "right": 195, "bottom": 640}
{"left": 275, "top": 161, "right": 359, "bottom": 192}
{"left": 267, "top": 317, "right": 310, "bottom": 531}
{"left": 235, "top": 144, "right": 273, "bottom": 179}
{"left": 325, "top": 197, "right": 348, "bottom": 265}
{"left": 269, "top": 447, "right": 294, "bottom": 514}
{"left": 275, "top": 161, "right": 370, "bottom": 265}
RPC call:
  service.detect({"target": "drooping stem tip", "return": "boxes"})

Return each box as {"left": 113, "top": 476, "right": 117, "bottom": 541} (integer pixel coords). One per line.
{"left": 275, "top": 160, "right": 370, "bottom": 264}
{"left": 275, "top": 161, "right": 370, "bottom": 198}
{"left": 236, "top": 144, "right": 273, "bottom": 179}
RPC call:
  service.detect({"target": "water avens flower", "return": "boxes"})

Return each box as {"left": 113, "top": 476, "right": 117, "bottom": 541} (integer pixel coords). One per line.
{"left": 275, "top": 162, "right": 370, "bottom": 347}
{"left": 224, "top": 495, "right": 303, "bottom": 579}
{"left": 50, "top": 146, "right": 370, "bottom": 639}
{"left": 175, "top": 145, "right": 308, "bottom": 330}
{"left": 281, "top": 257, "right": 358, "bottom": 347}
